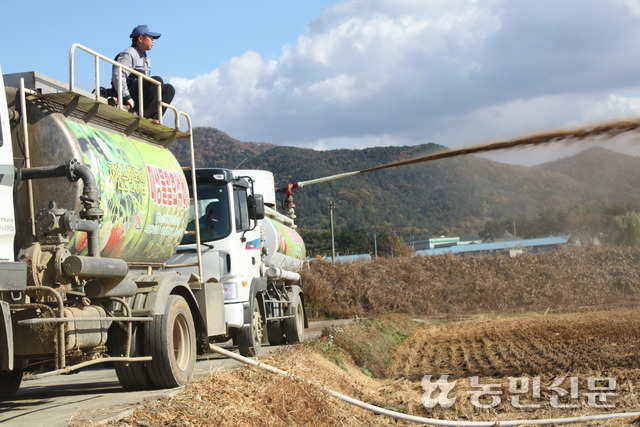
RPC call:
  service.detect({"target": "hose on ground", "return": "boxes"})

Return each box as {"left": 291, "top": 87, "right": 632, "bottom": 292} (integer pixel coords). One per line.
{"left": 209, "top": 344, "right": 640, "bottom": 426}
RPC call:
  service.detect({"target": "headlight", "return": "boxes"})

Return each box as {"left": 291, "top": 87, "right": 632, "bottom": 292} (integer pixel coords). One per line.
{"left": 223, "top": 283, "right": 238, "bottom": 300}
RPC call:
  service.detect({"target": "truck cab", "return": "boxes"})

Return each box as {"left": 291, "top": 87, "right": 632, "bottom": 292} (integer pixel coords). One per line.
{"left": 168, "top": 168, "right": 307, "bottom": 356}
{"left": 171, "top": 169, "right": 264, "bottom": 335}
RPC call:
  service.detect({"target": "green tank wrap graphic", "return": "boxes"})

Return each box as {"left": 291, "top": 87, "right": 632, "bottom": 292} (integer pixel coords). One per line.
{"left": 268, "top": 218, "right": 306, "bottom": 260}
{"left": 66, "top": 121, "right": 189, "bottom": 263}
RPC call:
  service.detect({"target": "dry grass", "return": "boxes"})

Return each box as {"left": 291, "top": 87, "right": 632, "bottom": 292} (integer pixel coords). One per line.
{"left": 315, "top": 315, "right": 420, "bottom": 378}
{"left": 302, "top": 245, "right": 640, "bottom": 318}
{"left": 108, "top": 246, "right": 640, "bottom": 426}
{"left": 111, "top": 308, "right": 640, "bottom": 426}
{"left": 110, "top": 347, "right": 394, "bottom": 426}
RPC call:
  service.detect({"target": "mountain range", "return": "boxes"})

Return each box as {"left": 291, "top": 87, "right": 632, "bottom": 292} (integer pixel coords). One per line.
{"left": 169, "top": 128, "right": 640, "bottom": 236}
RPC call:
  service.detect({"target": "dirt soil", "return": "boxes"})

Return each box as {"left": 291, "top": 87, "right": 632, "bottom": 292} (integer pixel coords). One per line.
{"left": 109, "top": 306, "right": 640, "bottom": 426}
{"left": 388, "top": 307, "right": 640, "bottom": 424}
{"left": 392, "top": 308, "right": 640, "bottom": 379}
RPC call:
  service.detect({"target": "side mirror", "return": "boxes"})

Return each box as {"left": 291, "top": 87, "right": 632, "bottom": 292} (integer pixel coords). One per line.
{"left": 248, "top": 194, "right": 265, "bottom": 220}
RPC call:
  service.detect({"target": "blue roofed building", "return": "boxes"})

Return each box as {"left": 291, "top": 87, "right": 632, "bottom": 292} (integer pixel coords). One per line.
{"left": 414, "top": 236, "right": 571, "bottom": 257}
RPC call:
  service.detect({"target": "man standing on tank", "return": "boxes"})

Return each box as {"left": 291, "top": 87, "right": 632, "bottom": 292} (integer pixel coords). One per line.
{"left": 112, "top": 25, "right": 175, "bottom": 121}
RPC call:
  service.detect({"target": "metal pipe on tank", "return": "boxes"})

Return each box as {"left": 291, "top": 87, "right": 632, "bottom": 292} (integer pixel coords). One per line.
{"left": 265, "top": 266, "right": 301, "bottom": 283}
{"left": 19, "top": 160, "right": 104, "bottom": 255}
{"left": 18, "top": 164, "right": 68, "bottom": 180}
{"left": 76, "top": 219, "right": 100, "bottom": 257}
{"left": 18, "top": 161, "right": 100, "bottom": 209}
{"left": 62, "top": 255, "right": 128, "bottom": 278}
{"left": 67, "top": 161, "right": 102, "bottom": 220}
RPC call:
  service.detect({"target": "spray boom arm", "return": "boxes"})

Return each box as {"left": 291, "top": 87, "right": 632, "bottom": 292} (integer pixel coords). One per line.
{"left": 277, "top": 117, "right": 640, "bottom": 220}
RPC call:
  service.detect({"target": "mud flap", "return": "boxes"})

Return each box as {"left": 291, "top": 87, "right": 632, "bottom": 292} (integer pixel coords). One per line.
{"left": 0, "top": 300, "right": 13, "bottom": 371}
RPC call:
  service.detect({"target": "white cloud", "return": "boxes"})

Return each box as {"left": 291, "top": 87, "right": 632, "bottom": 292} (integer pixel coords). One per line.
{"left": 170, "top": 0, "right": 640, "bottom": 161}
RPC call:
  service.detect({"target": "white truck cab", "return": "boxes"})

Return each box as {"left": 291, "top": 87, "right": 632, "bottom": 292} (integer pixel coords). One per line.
{"left": 168, "top": 168, "right": 306, "bottom": 356}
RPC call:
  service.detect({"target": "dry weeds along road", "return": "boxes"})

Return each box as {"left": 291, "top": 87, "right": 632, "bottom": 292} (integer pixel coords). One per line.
{"left": 302, "top": 246, "right": 640, "bottom": 319}
{"left": 0, "top": 321, "right": 348, "bottom": 426}
{"left": 111, "top": 307, "right": 640, "bottom": 426}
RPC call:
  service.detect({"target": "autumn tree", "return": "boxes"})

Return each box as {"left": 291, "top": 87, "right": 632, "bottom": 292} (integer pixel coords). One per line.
{"left": 612, "top": 211, "right": 640, "bottom": 246}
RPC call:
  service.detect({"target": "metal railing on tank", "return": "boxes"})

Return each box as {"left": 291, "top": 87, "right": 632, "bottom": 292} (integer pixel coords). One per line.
{"left": 69, "top": 43, "right": 175, "bottom": 128}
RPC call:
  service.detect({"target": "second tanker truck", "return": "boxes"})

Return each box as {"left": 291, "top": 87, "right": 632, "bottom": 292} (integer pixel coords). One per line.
{"left": 0, "top": 44, "right": 307, "bottom": 397}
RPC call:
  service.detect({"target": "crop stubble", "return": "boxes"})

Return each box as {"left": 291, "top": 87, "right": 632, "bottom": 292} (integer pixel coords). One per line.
{"left": 384, "top": 307, "right": 640, "bottom": 422}
{"left": 390, "top": 309, "right": 640, "bottom": 380}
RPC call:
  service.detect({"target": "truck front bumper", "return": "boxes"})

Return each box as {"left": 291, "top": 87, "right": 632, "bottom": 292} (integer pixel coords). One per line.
{"left": 224, "top": 302, "right": 249, "bottom": 328}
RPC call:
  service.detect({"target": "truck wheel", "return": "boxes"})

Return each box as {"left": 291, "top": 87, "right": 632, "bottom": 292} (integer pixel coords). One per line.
{"left": 110, "top": 323, "right": 154, "bottom": 390}
{"left": 0, "top": 365, "right": 23, "bottom": 399}
{"left": 145, "top": 295, "right": 196, "bottom": 388}
{"left": 283, "top": 293, "right": 305, "bottom": 344}
{"left": 267, "top": 320, "right": 284, "bottom": 345}
{"left": 237, "top": 296, "right": 263, "bottom": 356}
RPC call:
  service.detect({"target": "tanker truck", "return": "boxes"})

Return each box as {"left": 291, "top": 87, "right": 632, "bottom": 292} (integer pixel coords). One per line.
{"left": 0, "top": 44, "right": 307, "bottom": 398}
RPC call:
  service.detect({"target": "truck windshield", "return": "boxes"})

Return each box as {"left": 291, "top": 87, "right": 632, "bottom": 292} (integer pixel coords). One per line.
{"left": 182, "top": 184, "right": 231, "bottom": 244}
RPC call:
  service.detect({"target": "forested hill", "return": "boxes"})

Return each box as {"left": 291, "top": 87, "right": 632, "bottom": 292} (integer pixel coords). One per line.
{"left": 169, "top": 127, "right": 276, "bottom": 170}
{"left": 170, "top": 128, "right": 640, "bottom": 236}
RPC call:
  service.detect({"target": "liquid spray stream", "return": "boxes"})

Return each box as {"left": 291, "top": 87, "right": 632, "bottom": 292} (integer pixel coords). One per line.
{"left": 279, "top": 118, "right": 640, "bottom": 219}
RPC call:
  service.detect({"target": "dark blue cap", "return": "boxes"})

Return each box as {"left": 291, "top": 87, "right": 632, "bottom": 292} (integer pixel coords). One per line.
{"left": 130, "top": 25, "right": 161, "bottom": 39}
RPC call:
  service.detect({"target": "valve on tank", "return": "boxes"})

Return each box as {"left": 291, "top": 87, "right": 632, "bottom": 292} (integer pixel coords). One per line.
{"left": 19, "top": 201, "right": 79, "bottom": 289}
{"left": 34, "top": 201, "right": 78, "bottom": 245}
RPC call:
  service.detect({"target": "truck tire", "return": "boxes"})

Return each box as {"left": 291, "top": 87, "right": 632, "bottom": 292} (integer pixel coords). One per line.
{"left": 267, "top": 320, "right": 284, "bottom": 345}
{"left": 110, "top": 323, "right": 154, "bottom": 390}
{"left": 283, "top": 293, "right": 305, "bottom": 344}
{"left": 144, "top": 295, "right": 196, "bottom": 388}
{"left": 237, "top": 296, "right": 263, "bottom": 356}
{"left": 0, "top": 366, "right": 23, "bottom": 399}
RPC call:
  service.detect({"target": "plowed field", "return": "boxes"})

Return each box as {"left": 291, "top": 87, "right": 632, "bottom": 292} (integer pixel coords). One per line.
{"left": 385, "top": 307, "right": 640, "bottom": 423}
{"left": 390, "top": 308, "right": 640, "bottom": 380}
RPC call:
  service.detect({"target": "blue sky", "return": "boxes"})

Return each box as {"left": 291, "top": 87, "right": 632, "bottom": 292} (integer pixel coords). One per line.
{"left": 0, "top": 1, "right": 334, "bottom": 80}
{"left": 4, "top": 0, "right": 640, "bottom": 164}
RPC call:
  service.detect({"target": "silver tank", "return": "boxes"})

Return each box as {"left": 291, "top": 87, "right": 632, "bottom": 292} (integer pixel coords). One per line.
{"left": 263, "top": 217, "right": 306, "bottom": 271}
{"left": 8, "top": 86, "right": 190, "bottom": 263}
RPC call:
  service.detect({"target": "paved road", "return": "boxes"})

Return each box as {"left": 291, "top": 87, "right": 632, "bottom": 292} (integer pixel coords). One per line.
{"left": 0, "top": 320, "right": 350, "bottom": 426}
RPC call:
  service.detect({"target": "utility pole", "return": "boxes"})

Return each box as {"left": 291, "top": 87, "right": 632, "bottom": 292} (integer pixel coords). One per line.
{"left": 329, "top": 200, "right": 336, "bottom": 263}
{"left": 373, "top": 231, "right": 378, "bottom": 259}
